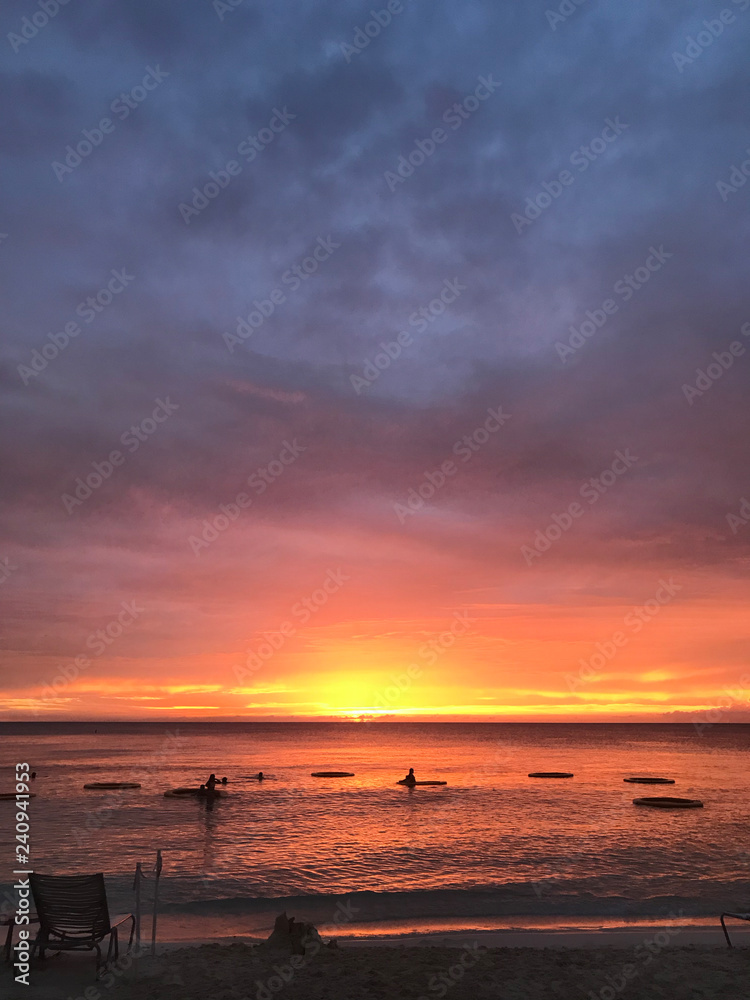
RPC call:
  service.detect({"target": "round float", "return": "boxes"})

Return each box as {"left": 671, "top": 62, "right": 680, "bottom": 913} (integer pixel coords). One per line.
{"left": 83, "top": 782, "right": 141, "bottom": 790}
{"left": 633, "top": 796, "right": 703, "bottom": 809}
{"left": 310, "top": 771, "right": 354, "bottom": 778}
{"left": 0, "top": 793, "right": 35, "bottom": 800}
{"left": 164, "top": 787, "right": 228, "bottom": 798}
{"left": 397, "top": 780, "right": 447, "bottom": 786}
{"left": 624, "top": 777, "right": 675, "bottom": 785}
{"left": 528, "top": 772, "right": 574, "bottom": 779}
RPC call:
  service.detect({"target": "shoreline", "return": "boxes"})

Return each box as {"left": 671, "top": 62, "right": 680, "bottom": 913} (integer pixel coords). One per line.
{"left": 149, "top": 910, "right": 750, "bottom": 946}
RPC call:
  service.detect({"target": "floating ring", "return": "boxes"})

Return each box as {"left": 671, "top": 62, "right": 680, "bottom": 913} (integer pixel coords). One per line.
{"left": 624, "top": 777, "right": 675, "bottom": 785}
{"left": 528, "top": 772, "right": 574, "bottom": 779}
{"left": 83, "top": 782, "right": 141, "bottom": 790}
{"left": 633, "top": 797, "right": 703, "bottom": 809}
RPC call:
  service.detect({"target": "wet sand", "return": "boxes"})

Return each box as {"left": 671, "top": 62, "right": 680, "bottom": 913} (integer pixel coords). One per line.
{"left": 14, "top": 929, "right": 750, "bottom": 1000}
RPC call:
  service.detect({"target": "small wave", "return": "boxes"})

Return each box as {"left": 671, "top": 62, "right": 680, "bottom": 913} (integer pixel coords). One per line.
{"left": 155, "top": 885, "right": 750, "bottom": 922}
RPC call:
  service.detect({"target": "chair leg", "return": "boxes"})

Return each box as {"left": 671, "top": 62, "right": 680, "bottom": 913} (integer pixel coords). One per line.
{"left": 4, "top": 923, "right": 13, "bottom": 964}
{"left": 127, "top": 915, "right": 135, "bottom": 953}
{"left": 95, "top": 942, "right": 103, "bottom": 980}
{"left": 720, "top": 914, "right": 733, "bottom": 948}
{"left": 113, "top": 927, "right": 119, "bottom": 961}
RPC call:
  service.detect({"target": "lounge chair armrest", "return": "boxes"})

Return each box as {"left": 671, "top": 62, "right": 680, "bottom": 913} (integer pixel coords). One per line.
{"left": 111, "top": 914, "right": 135, "bottom": 930}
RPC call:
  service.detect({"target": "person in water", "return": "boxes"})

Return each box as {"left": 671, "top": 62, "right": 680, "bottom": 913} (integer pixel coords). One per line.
{"left": 221, "top": 776, "right": 228, "bottom": 784}
{"left": 256, "top": 772, "right": 264, "bottom": 780}
{"left": 206, "top": 773, "right": 218, "bottom": 792}
{"left": 402, "top": 768, "right": 416, "bottom": 786}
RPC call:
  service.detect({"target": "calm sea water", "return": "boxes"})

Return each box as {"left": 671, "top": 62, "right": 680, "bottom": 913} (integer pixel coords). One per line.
{"left": 1, "top": 723, "right": 748, "bottom": 937}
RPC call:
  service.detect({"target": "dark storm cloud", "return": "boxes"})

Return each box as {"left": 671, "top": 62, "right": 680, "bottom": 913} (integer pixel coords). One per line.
{"left": 1, "top": 0, "right": 749, "bottom": 694}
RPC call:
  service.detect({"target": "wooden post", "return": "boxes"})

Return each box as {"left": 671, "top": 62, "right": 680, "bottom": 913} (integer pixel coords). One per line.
{"left": 134, "top": 863, "right": 142, "bottom": 950}
{"left": 151, "top": 850, "right": 163, "bottom": 957}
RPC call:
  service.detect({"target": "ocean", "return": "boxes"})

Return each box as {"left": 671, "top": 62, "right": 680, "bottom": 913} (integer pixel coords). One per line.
{"left": 1, "top": 722, "right": 748, "bottom": 940}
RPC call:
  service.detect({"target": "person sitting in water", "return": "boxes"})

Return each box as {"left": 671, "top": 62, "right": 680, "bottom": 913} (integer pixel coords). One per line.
{"left": 205, "top": 773, "right": 218, "bottom": 793}
{"left": 402, "top": 768, "right": 416, "bottom": 786}
{"left": 221, "top": 776, "right": 228, "bottom": 784}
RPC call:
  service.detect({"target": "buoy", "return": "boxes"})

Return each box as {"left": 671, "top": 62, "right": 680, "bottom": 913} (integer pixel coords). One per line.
{"left": 310, "top": 771, "right": 355, "bottom": 777}
{"left": 624, "top": 777, "right": 675, "bottom": 785}
{"left": 633, "top": 797, "right": 703, "bottom": 809}
{"left": 83, "top": 782, "right": 141, "bottom": 790}
{"left": 528, "top": 772, "right": 574, "bottom": 778}
{"left": 0, "top": 793, "right": 35, "bottom": 800}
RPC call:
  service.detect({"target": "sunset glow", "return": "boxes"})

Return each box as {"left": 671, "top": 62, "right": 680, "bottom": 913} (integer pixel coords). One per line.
{"left": 2, "top": 1, "right": 749, "bottom": 728}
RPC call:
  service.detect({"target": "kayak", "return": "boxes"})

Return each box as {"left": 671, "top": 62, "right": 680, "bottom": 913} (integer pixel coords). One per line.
{"left": 397, "top": 780, "right": 447, "bottom": 786}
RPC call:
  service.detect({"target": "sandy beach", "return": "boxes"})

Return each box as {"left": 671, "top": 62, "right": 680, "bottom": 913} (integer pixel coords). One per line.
{"left": 15, "top": 932, "right": 750, "bottom": 1000}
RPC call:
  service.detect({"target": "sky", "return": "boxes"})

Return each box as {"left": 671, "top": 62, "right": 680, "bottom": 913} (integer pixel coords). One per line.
{"left": 1, "top": 0, "right": 749, "bottom": 722}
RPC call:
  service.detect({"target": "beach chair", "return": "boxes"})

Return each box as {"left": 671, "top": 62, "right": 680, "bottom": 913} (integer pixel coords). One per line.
{"left": 29, "top": 873, "right": 134, "bottom": 976}
{"left": 720, "top": 910, "right": 750, "bottom": 947}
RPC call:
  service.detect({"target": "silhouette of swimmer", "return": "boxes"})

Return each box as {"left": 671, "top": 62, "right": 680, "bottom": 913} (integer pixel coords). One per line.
{"left": 205, "top": 773, "right": 218, "bottom": 792}
{"left": 30, "top": 772, "right": 36, "bottom": 780}
{"left": 256, "top": 772, "right": 264, "bottom": 780}
{"left": 402, "top": 768, "right": 416, "bottom": 786}
{"left": 221, "top": 776, "right": 228, "bottom": 784}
